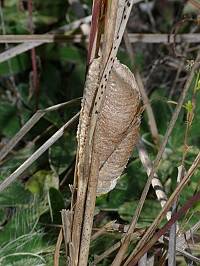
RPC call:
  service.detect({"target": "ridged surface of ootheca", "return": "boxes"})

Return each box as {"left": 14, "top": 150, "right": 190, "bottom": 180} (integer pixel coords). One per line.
{"left": 78, "top": 58, "right": 141, "bottom": 195}
{"left": 95, "top": 59, "right": 141, "bottom": 194}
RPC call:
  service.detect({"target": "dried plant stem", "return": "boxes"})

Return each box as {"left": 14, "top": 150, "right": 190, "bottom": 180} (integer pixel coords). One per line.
{"left": 61, "top": 209, "right": 73, "bottom": 263}
{"left": 127, "top": 185, "right": 200, "bottom": 265}
{"left": 125, "top": 152, "right": 200, "bottom": 265}
{"left": 1, "top": 33, "right": 200, "bottom": 63}
{"left": 1, "top": 33, "right": 200, "bottom": 44}
{"left": 0, "top": 98, "right": 80, "bottom": 162}
{"left": 0, "top": 113, "right": 79, "bottom": 192}
{"left": 87, "top": 0, "right": 103, "bottom": 64}
{"left": 0, "top": 34, "right": 83, "bottom": 43}
{"left": 92, "top": 231, "right": 144, "bottom": 265}
{"left": 101, "top": 0, "right": 118, "bottom": 69}
{"left": 0, "top": 15, "right": 91, "bottom": 63}
{"left": 113, "top": 51, "right": 200, "bottom": 266}
{"left": 70, "top": 1, "right": 124, "bottom": 265}
{"left": 137, "top": 140, "right": 171, "bottom": 220}
{"left": 78, "top": 155, "right": 99, "bottom": 266}
{"left": 54, "top": 228, "right": 63, "bottom": 266}
{"left": 168, "top": 166, "right": 185, "bottom": 266}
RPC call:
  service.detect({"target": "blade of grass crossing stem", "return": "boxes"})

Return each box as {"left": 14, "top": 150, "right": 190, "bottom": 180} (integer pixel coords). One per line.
{"left": 0, "top": 98, "right": 80, "bottom": 162}
{"left": 0, "top": 113, "right": 80, "bottom": 192}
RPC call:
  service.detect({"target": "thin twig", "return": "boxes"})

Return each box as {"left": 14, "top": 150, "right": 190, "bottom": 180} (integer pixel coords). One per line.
{"left": 1, "top": 33, "right": 200, "bottom": 63}
{"left": 0, "top": 34, "right": 85, "bottom": 43}
{"left": 127, "top": 33, "right": 200, "bottom": 43}
{"left": 0, "top": 15, "right": 91, "bottom": 63}
{"left": 1, "top": 33, "right": 200, "bottom": 44}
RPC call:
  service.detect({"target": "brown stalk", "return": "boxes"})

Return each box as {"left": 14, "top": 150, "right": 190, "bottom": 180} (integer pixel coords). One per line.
{"left": 128, "top": 189, "right": 200, "bottom": 265}
{"left": 100, "top": 0, "right": 118, "bottom": 70}
{"left": 54, "top": 228, "right": 63, "bottom": 266}
{"left": 87, "top": 0, "right": 104, "bottom": 65}
{"left": 1, "top": 33, "right": 200, "bottom": 44}
{"left": 69, "top": 1, "right": 119, "bottom": 265}
{"left": 125, "top": 150, "right": 200, "bottom": 265}
{"left": 69, "top": 1, "right": 142, "bottom": 265}
{"left": 78, "top": 155, "right": 99, "bottom": 265}
{"left": 113, "top": 51, "right": 200, "bottom": 266}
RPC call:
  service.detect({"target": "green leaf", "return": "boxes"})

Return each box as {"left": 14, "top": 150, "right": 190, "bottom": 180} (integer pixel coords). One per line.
{"left": 48, "top": 188, "right": 65, "bottom": 223}
{"left": 183, "top": 100, "right": 193, "bottom": 112}
{"left": 0, "top": 181, "right": 32, "bottom": 208}
{"left": 0, "top": 54, "right": 30, "bottom": 76}
{"left": 119, "top": 200, "right": 161, "bottom": 226}
{"left": 0, "top": 102, "right": 20, "bottom": 137}
{"left": 49, "top": 134, "right": 76, "bottom": 175}
{"left": 25, "top": 170, "right": 59, "bottom": 195}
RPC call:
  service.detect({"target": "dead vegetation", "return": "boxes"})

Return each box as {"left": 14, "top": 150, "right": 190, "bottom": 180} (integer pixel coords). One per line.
{"left": 0, "top": 0, "right": 200, "bottom": 266}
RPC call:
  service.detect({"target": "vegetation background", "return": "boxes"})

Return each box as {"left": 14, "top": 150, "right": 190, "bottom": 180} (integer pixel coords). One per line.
{"left": 0, "top": 0, "right": 199, "bottom": 265}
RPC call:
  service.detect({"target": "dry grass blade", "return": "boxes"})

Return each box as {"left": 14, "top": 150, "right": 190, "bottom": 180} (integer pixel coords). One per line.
{"left": 137, "top": 140, "right": 171, "bottom": 220}
{"left": 168, "top": 204, "right": 177, "bottom": 266}
{"left": 138, "top": 253, "right": 147, "bottom": 266}
{"left": 123, "top": 52, "right": 200, "bottom": 266}
{"left": 0, "top": 113, "right": 79, "bottom": 192}
{"left": 92, "top": 228, "right": 145, "bottom": 265}
{"left": 0, "top": 34, "right": 83, "bottom": 43}
{"left": 127, "top": 189, "right": 200, "bottom": 265}
{"left": 0, "top": 16, "right": 91, "bottom": 63}
{"left": 54, "top": 228, "right": 63, "bottom": 266}
{"left": 168, "top": 166, "right": 185, "bottom": 266}
{"left": 0, "top": 98, "right": 80, "bottom": 162}
{"left": 1, "top": 33, "right": 200, "bottom": 45}
{"left": 126, "top": 153, "right": 200, "bottom": 265}
{"left": 113, "top": 51, "right": 200, "bottom": 266}
{"left": 128, "top": 33, "right": 200, "bottom": 43}
{"left": 61, "top": 209, "right": 73, "bottom": 262}
{"left": 176, "top": 248, "right": 200, "bottom": 264}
